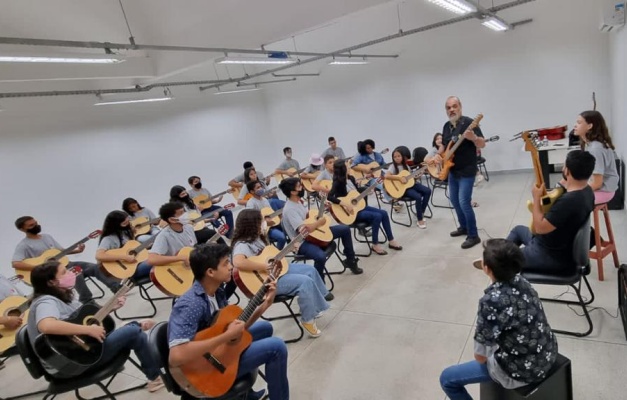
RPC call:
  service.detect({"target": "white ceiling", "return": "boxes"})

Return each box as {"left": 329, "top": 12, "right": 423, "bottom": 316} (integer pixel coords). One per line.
{"left": 0, "top": 0, "right": 537, "bottom": 95}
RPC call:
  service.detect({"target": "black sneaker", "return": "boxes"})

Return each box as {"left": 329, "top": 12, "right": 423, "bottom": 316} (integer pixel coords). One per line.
{"left": 461, "top": 236, "right": 481, "bottom": 249}
{"left": 450, "top": 228, "right": 468, "bottom": 237}
{"left": 324, "top": 292, "right": 335, "bottom": 301}
{"left": 343, "top": 258, "right": 363, "bottom": 275}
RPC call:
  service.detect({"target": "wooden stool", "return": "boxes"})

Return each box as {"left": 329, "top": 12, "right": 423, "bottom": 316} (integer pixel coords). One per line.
{"left": 589, "top": 203, "right": 620, "bottom": 281}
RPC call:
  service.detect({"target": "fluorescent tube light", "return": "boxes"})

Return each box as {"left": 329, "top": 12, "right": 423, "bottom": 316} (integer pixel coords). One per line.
{"left": 481, "top": 17, "right": 510, "bottom": 31}
{"left": 214, "top": 87, "right": 261, "bottom": 95}
{"left": 329, "top": 59, "right": 369, "bottom": 65}
{"left": 426, "top": 0, "right": 476, "bottom": 15}
{"left": 0, "top": 56, "right": 124, "bottom": 64}
{"left": 94, "top": 97, "right": 171, "bottom": 106}
{"left": 215, "top": 56, "right": 296, "bottom": 65}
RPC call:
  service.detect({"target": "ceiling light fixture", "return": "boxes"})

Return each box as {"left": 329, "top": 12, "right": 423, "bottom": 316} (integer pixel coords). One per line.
{"left": 481, "top": 16, "right": 510, "bottom": 31}
{"left": 215, "top": 53, "right": 296, "bottom": 65}
{"left": 214, "top": 86, "right": 261, "bottom": 95}
{"left": 329, "top": 57, "right": 369, "bottom": 65}
{"left": 0, "top": 56, "right": 125, "bottom": 64}
{"left": 426, "top": 0, "right": 477, "bottom": 15}
{"left": 94, "top": 97, "right": 171, "bottom": 106}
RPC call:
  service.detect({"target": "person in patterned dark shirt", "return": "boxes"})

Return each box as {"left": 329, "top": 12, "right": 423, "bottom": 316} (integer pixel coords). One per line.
{"left": 440, "top": 239, "right": 557, "bottom": 400}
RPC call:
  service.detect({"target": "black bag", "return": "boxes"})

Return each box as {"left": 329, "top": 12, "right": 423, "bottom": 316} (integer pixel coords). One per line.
{"left": 619, "top": 264, "right": 627, "bottom": 340}
{"left": 608, "top": 158, "right": 625, "bottom": 210}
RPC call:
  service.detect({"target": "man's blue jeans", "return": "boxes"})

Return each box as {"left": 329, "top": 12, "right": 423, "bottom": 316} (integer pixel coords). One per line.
{"left": 448, "top": 174, "right": 478, "bottom": 237}
{"left": 507, "top": 225, "right": 565, "bottom": 273}
{"left": 440, "top": 360, "right": 493, "bottom": 400}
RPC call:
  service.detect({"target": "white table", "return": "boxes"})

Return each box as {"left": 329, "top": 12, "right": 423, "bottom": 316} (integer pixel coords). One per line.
{"left": 537, "top": 138, "right": 578, "bottom": 187}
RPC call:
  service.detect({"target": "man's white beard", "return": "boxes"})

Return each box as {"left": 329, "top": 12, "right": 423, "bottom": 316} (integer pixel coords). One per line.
{"left": 449, "top": 114, "right": 460, "bottom": 125}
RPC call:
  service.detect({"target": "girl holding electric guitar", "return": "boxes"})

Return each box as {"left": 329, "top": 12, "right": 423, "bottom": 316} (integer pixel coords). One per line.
{"left": 26, "top": 261, "right": 164, "bottom": 392}
{"left": 231, "top": 209, "right": 331, "bottom": 338}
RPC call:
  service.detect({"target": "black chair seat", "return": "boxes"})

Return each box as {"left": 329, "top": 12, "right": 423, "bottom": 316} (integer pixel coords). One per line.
{"left": 522, "top": 271, "right": 580, "bottom": 286}
{"left": 132, "top": 275, "right": 152, "bottom": 285}
{"left": 352, "top": 221, "right": 369, "bottom": 229}
{"left": 477, "top": 156, "right": 486, "bottom": 164}
{"left": 47, "top": 350, "right": 131, "bottom": 394}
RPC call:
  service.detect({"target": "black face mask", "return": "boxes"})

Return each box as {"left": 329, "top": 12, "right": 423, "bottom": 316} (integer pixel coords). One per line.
{"left": 297, "top": 189, "right": 305, "bottom": 198}
{"left": 194, "top": 182, "right": 202, "bottom": 189}
{"left": 27, "top": 224, "right": 42, "bottom": 235}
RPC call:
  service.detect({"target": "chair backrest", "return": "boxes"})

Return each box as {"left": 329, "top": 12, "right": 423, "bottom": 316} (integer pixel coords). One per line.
{"left": 147, "top": 321, "right": 183, "bottom": 395}
{"left": 572, "top": 217, "right": 591, "bottom": 268}
{"left": 412, "top": 147, "right": 429, "bottom": 165}
{"left": 15, "top": 326, "right": 46, "bottom": 380}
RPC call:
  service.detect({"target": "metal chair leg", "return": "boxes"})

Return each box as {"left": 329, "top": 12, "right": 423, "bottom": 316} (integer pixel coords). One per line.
{"left": 261, "top": 298, "right": 304, "bottom": 343}
{"left": 114, "top": 284, "right": 166, "bottom": 320}
{"left": 85, "top": 276, "right": 106, "bottom": 300}
{"left": 539, "top": 277, "right": 594, "bottom": 337}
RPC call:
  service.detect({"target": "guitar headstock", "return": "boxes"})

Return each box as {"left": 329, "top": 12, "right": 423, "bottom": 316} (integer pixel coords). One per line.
{"left": 217, "top": 224, "right": 229, "bottom": 236}
{"left": 469, "top": 114, "right": 484, "bottom": 129}
{"left": 223, "top": 203, "right": 236, "bottom": 210}
{"left": 88, "top": 230, "right": 102, "bottom": 239}
{"left": 522, "top": 131, "right": 541, "bottom": 154}
{"left": 380, "top": 148, "right": 390, "bottom": 155}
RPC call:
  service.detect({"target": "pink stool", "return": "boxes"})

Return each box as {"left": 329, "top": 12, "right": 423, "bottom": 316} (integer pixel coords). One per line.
{"left": 589, "top": 203, "right": 619, "bottom": 281}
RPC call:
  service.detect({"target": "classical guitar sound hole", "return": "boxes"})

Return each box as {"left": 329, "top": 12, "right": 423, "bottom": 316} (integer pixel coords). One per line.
{"left": 7, "top": 309, "right": 21, "bottom": 317}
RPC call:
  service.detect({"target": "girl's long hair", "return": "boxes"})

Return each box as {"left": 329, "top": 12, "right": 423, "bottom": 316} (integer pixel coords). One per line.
{"left": 30, "top": 261, "right": 74, "bottom": 304}
{"left": 579, "top": 110, "right": 614, "bottom": 150}
{"left": 231, "top": 209, "right": 268, "bottom": 246}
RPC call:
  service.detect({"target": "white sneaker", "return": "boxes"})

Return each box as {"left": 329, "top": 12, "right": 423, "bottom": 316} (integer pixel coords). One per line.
{"left": 417, "top": 221, "right": 427, "bottom": 229}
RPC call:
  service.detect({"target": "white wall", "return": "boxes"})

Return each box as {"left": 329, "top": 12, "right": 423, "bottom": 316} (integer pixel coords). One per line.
{"left": 0, "top": 93, "right": 273, "bottom": 276}
{"left": 263, "top": 0, "right": 611, "bottom": 173}
{"left": 610, "top": 22, "right": 626, "bottom": 162}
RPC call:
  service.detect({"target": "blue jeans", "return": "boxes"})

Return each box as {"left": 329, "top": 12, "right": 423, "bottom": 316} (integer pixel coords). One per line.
{"left": 237, "top": 321, "right": 289, "bottom": 400}
{"left": 440, "top": 360, "right": 493, "bottom": 400}
{"left": 136, "top": 227, "right": 159, "bottom": 243}
{"left": 268, "top": 227, "right": 286, "bottom": 250}
{"left": 70, "top": 261, "right": 120, "bottom": 302}
{"left": 404, "top": 183, "right": 432, "bottom": 220}
{"left": 269, "top": 198, "right": 286, "bottom": 211}
{"left": 86, "top": 321, "right": 160, "bottom": 381}
{"left": 202, "top": 205, "right": 234, "bottom": 238}
{"left": 298, "top": 225, "right": 355, "bottom": 279}
{"left": 355, "top": 206, "right": 394, "bottom": 244}
{"left": 507, "top": 225, "right": 565, "bottom": 274}
{"left": 448, "top": 174, "right": 478, "bottom": 237}
{"left": 277, "top": 263, "right": 329, "bottom": 322}
{"left": 134, "top": 261, "right": 153, "bottom": 281}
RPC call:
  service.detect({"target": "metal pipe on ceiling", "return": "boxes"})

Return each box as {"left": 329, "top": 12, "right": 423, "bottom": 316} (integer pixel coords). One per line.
{"left": 0, "top": 0, "right": 535, "bottom": 99}
{"left": 0, "top": 36, "right": 398, "bottom": 59}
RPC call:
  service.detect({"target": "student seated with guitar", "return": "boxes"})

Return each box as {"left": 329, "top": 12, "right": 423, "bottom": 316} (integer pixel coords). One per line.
{"left": 11, "top": 216, "right": 121, "bottom": 303}
{"left": 122, "top": 197, "right": 161, "bottom": 242}
{"left": 228, "top": 161, "right": 272, "bottom": 194}
{"left": 505, "top": 150, "right": 595, "bottom": 274}
{"left": 245, "top": 180, "right": 286, "bottom": 250}
{"left": 311, "top": 155, "right": 337, "bottom": 194}
{"left": 278, "top": 178, "right": 363, "bottom": 276}
{"left": 95, "top": 210, "right": 154, "bottom": 280}
{"left": 231, "top": 209, "right": 331, "bottom": 338}
{"left": 168, "top": 243, "right": 289, "bottom": 400}
{"left": 25, "top": 261, "right": 164, "bottom": 392}
{"left": 299, "top": 153, "right": 324, "bottom": 181}
{"left": 321, "top": 136, "right": 346, "bottom": 160}
{"left": 187, "top": 175, "right": 234, "bottom": 239}
{"left": 146, "top": 202, "right": 198, "bottom": 270}
{"left": 328, "top": 160, "right": 403, "bottom": 255}
{"left": 424, "top": 132, "right": 444, "bottom": 166}
{"left": 385, "top": 147, "right": 432, "bottom": 229}
{"left": 169, "top": 186, "right": 225, "bottom": 245}
{"left": 274, "top": 147, "right": 301, "bottom": 178}
{"left": 238, "top": 167, "right": 285, "bottom": 210}
{"left": 350, "top": 139, "right": 391, "bottom": 202}
{"left": 0, "top": 275, "right": 23, "bottom": 332}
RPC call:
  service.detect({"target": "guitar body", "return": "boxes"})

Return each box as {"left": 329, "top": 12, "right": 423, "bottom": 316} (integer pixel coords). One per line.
{"left": 170, "top": 305, "right": 253, "bottom": 398}
{"left": 0, "top": 296, "right": 29, "bottom": 353}
{"left": 260, "top": 207, "right": 281, "bottom": 227}
{"left": 19, "top": 249, "right": 70, "bottom": 285}
{"left": 351, "top": 162, "right": 383, "bottom": 180}
{"left": 526, "top": 187, "right": 565, "bottom": 233}
{"left": 276, "top": 168, "right": 299, "bottom": 183}
{"left": 303, "top": 210, "right": 333, "bottom": 246}
{"left": 383, "top": 170, "right": 414, "bottom": 199}
{"left": 131, "top": 217, "right": 152, "bottom": 236}
{"left": 150, "top": 247, "right": 195, "bottom": 297}
{"left": 437, "top": 140, "right": 456, "bottom": 180}
{"left": 330, "top": 191, "right": 367, "bottom": 225}
{"left": 427, "top": 163, "right": 442, "bottom": 180}
{"left": 233, "top": 246, "right": 288, "bottom": 298}
{"left": 193, "top": 194, "right": 214, "bottom": 211}
{"left": 301, "top": 172, "right": 320, "bottom": 192}
{"left": 230, "top": 187, "right": 241, "bottom": 200}
{"left": 33, "top": 303, "right": 115, "bottom": 377}
{"left": 188, "top": 211, "right": 206, "bottom": 231}
{"left": 101, "top": 240, "right": 149, "bottom": 279}
{"left": 317, "top": 179, "right": 332, "bottom": 192}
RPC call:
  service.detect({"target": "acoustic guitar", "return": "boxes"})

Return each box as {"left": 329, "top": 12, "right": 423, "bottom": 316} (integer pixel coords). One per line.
{"left": 17, "top": 230, "right": 102, "bottom": 285}
{"left": 427, "top": 114, "right": 484, "bottom": 180}
{"left": 315, "top": 179, "right": 332, "bottom": 192}
{"left": 131, "top": 217, "right": 161, "bottom": 236}
{"left": 170, "top": 263, "right": 282, "bottom": 398}
{"left": 150, "top": 226, "right": 227, "bottom": 297}
{"left": 276, "top": 166, "right": 307, "bottom": 183}
{"left": 33, "top": 280, "right": 133, "bottom": 377}
{"left": 189, "top": 203, "right": 235, "bottom": 231}
{"left": 100, "top": 234, "right": 158, "bottom": 279}
{"left": 330, "top": 177, "right": 383, "bottom": 225}
{"left": 192, "top": 189, "right": 233, "bottom": 211}
{"left": 303, "top": 194, "right": 333, "bottom": 246}
{"left": 349, "top": 148, "right": 390, "bottom": 180}
{"left": 383, "top": 165, "right": 429, "bottom": 199}
{"left": 522, "top": 131, "right": 564, "bottom": 233}
{"left": 301, "top": 171, "right": 321, "bottom": 193}
{"left": 241, "top": 186, "right": 278, "bottom": 203}
{"left": 260, "top": 207, "right": 283, "bottom": 228}
{"left": 233, "top": 230, "right": 308, "bottom": 298}
{"left": 0, "top": 296, "right": 29, "bottom": 354}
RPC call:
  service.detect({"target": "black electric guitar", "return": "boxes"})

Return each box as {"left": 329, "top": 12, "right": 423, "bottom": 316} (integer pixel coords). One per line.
{"left": 33, "top": 280, "right": 134, "bottom": 377}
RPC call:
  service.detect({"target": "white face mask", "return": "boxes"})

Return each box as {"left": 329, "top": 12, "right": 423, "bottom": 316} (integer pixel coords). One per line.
{"left": 261, "top": 220, "right": 268, "bottom": 233}
{"left": 176, "top": 212, "right": 191, "bottom": 225}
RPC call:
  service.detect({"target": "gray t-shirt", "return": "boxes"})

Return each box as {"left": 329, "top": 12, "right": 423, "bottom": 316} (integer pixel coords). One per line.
{"left": 277, "top": 159, "right": 300, "bottom": 171}
{"left": 27, "top": 294, "right": 82, "bottom": 350}
{"left": 587, "top": 141, "right": 619, "bottom": 192}
{"left": 149, "top": 225, "right": 197, "bottom": 256}
{"left": 321, "top": 147, "right": 346, "bottom": 159}
{"left": 315, "top": 170, "right": 333, "bottom": 182}
{"left": 282, "top": 200, "right": 307, "bottom": 240}
{"left": 98, "top": 233, "right": 131, "bottom": 250}
{"left": 246, "top": 197, "right": 272, "bottom": 210}
{"left": 232, "top": 171, "right": 265, "bottom": 183}
{"left": 0, "top": 275, "right": 20, "bottom": 299}
{"left": 12, "top": 234, "right": 63, "bottom": 261}
{"left": 304, "top": 165, "right": 322, "bottom": 174}
{"left": 239, "top": 180, "right": 271, "bottom": 200}
{"left": 188, "top": 188, "right": 211, "bottom": 199}
{"left": 385, "top": 164, "right": 409, "bottom": 175}
{"left": 131, "top": 208, "right": 157, "bottom": 220}
{"left": 232, "top": 239, "right": 266, "bottom": 258}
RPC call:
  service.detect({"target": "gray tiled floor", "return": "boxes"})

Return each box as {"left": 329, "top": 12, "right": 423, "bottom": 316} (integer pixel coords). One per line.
{"left": 2, "top": 171, "right": 625, "bottom": 400}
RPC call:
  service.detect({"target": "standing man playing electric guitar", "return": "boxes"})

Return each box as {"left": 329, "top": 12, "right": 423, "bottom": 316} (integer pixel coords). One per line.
{"left": 434, "top": 96, "right": 485, "bottom": 249}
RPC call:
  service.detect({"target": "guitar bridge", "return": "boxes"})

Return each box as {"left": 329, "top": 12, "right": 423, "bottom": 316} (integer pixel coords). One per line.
{"left": 167, "top": 268, "right": 184, "bottom": 284}
{"left": 116, "top": 261, "right": 128, "bottom": 270}
{"left": 203, "top": 352, "right": 226, "bottom": 374}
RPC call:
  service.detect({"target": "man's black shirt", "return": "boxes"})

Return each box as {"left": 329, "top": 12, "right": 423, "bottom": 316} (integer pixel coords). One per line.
{"left": 442, "top": 115, "right": 484, "bottom": 178}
